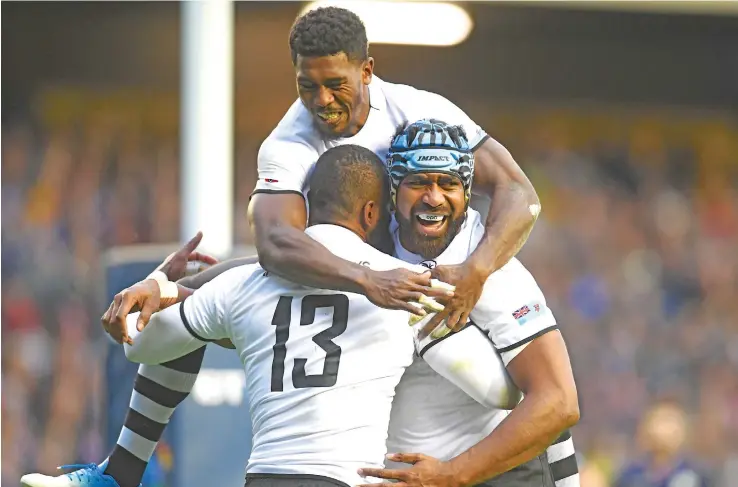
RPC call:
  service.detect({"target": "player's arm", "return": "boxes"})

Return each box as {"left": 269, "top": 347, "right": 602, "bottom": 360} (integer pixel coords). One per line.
{"left": 360, "top": 330, "right": 578, "bottom": 487}
{"left": 124, "top": 268, "right": 239, "bottom": 364}
{"left": 102, "top": 276, "right": 196, "bottom": 345}
{"left": 248, "top": 192, "right": 445, "bottom": 313}
{"left": 469, "top": 137, "right": 539, "bottom": 276}
{"left": 249, "top": 192, "right": 366, "bottom": 292}
{"left": 177, "top": 255, "right": 259, "bottom": 289}
{"left": 422, "top": 95, "right": 540, "bottom": 329}
{"left": 445, "top": 330, "right": 579, "bottom": 485}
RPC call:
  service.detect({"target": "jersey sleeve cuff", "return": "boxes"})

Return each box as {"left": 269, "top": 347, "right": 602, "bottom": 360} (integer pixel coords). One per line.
{"left": 470, "top": 134, "right": 490, "bottom": 152}
{"left": 179, "top": 298, "right": 217, "bottom": 343}
{"left": 496, "top": 324, "right": 559, "bottom": 353}
{"left": 250, "top": 188, "right": 306, "bottom": 199}
{"left": 416, "top": 322, "right": 473, "bottom": 357}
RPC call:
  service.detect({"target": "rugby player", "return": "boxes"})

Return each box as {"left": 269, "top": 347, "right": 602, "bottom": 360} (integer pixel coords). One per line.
{"left": 21, "top": 144, "right": 508, "bottom": 487}
{"left": 125, "top": 121, "right": 579, "bottom": 487}
{"left": 358, "top": 119, "right": 580, "bottom": 487}
{"left": 24, "top": 6, "right": 540, "bottom": 487}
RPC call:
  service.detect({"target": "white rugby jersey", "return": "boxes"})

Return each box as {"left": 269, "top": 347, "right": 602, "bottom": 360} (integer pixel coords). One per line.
{"left": 387, "top": 208, "right": 559, "bottom": 462}
{"left": 180, "top": 225, "right": 426, "bottom": 486}
{"left": 253, "top": 76, "right": 489, "bottom": 197}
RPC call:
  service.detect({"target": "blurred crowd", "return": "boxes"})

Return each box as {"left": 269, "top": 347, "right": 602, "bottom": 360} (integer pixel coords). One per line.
{"left": 507, "top": 115, "right": 738, "bottom": 486}
{"left": 2, "top": 108, "right": 737, "bottom": 486}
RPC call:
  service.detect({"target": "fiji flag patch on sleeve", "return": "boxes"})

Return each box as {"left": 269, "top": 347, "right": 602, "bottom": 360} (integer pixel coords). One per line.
{"left": 512, "top": 302, "right": 545, "bottom": 325}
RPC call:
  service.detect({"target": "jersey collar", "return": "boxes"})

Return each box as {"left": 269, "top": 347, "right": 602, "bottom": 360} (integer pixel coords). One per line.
{"left": 305, "top": 224, "right": 366, "bottom": 252}
{"left": 368, "top": 76, "right": 386, "bottom": 111}
{"left": 331, "top": 77, "right": 386, "bottom": 143}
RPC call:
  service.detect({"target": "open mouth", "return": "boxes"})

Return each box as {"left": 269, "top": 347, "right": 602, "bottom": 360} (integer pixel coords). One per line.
{"left": 415, "top": 213, "right": 448, "bottom": 234}
{"left": 317, "top": 111, "right": 343, "bottom": 126}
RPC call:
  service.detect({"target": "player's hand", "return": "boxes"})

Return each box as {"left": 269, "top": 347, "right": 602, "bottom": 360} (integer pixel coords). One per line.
{"left": 363, "top": 269, "right": 454, "bottom": 315}
{"left": 101, "top": 279, "right": 161, "bottom": 345}
{"left": 427, "top": 263, "right": 486, "bottom": 332}
{"left": 156, "top": 231, "right": 219, "bottom": 281}
{"left": 358, "top": 453, "right": 461, "bottom": 487}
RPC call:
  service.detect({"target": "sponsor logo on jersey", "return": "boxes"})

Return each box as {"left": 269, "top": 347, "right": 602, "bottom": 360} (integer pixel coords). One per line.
{"left": 265, "top": 178, "right": 279, "bottom": 183}
{"left": 420, "top": 260, "right": 437, "bottom": 269}
{"left": 358, "top": 261, "right": 371, "bottom": 267}
{"left": 513, "top": 302, "right": 545, "bottom": 325}
{"left": 417, "top": 155, "right": 450, "bottom": 162}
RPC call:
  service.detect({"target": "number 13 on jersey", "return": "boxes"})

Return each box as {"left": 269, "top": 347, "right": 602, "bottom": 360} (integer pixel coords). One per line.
{"left": 271, "top": 294, "right": 349, "bottom": 391}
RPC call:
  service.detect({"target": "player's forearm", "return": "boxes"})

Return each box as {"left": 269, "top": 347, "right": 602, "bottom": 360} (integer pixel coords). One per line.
{"left": 470, "top": 180, "right": 539, "bottom": 277}
{"left": 175, "top": 284, "right": 195, "bottom": 303}
{"left": 447, "top": 389, "right": 579, "bottom": 486}
{"left": 150, "top": 283, "right": 193, "bottom": 310}
{"left": 177, "top": 256, "right": 259, "bottom": 289}
{"left": 257, "top": 224, "right": 370, "bottom": 294}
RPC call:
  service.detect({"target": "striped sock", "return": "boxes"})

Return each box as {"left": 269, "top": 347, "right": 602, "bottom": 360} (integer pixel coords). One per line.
{"left": 104, "top": 347, "right": 206, "bottom": 487}
{"left": 547, "top": 429, "right": 580, "bottom": 487}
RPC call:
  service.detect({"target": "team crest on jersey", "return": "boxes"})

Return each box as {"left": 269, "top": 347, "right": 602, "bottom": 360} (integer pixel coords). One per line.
{"left": 420, "top": 260, "right": 437, "bottom": 269}
{"left": 513, "top": 302, "right": 544, "bottom": 325}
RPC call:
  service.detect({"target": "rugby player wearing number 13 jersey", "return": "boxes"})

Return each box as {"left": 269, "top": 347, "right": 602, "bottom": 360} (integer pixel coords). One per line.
{"left": 117, "top": 144, "right": 537, "bottom": 487}
{"left": 21, "top": 6, "right": 558, "bottom": 487}
{"left": 121, "top": 135, "right": 577, "bottom": 487}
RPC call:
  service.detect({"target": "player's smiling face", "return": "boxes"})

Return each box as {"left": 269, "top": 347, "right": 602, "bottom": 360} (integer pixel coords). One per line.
{"left": 395, "top": 172, "right": 466, "bottom": 259}
{"left": 295, "top": 52, "right": 373, "bottom": 138}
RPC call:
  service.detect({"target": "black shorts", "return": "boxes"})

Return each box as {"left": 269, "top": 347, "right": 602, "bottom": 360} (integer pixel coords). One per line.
{"left": 475, "top": 453, "right": 555, "bottom": 487}
{"left": 245, "top": 474, "right": 350, "bottom": 487}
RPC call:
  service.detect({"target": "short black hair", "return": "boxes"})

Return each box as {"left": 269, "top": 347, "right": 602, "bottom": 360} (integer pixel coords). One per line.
{"left": 289, "top": 7, "right": 369, "bottom": 65}
{"left": 307, "top": 145, "right": 388, "bottom": 225}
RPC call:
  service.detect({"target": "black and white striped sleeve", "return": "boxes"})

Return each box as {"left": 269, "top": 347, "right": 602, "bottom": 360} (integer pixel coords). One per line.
{"left": 547, "top": 430, "right": 580, "bottom": 487}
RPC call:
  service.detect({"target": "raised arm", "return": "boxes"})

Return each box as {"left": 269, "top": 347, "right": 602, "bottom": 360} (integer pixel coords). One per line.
{"left": 430, "top": 137, "right": 540, "bottom": 330}
{"left": 248, "top": 192, "right": 448, "bottom": 313}
{"left": 469, "top": 137, "right": 540, "bottom": 275}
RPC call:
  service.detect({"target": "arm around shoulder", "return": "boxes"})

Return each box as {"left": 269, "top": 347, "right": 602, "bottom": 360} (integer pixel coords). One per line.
{"left": 446, "top": 329, "right": 579, "bottom": 486}
{"left": 247, "top": 192, "right": 371, "bottom": 293}
{"left": 468, "top": 137, "right": 541, "bottom": 276}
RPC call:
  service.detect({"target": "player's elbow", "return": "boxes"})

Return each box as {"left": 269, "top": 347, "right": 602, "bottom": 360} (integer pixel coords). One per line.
{"left": 530, "top": 383, "right": 580, "bottom": 433}
{"left": 550, "top": 385, "right": 580, "bottom": 430}
{"left": 514, "top": 179, "right": 541, "bottom": 220}
{"left": 255, "top": 227, "right": 290, "bottom": 273}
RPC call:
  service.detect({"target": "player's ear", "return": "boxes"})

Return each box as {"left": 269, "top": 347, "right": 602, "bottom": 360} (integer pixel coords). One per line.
{"left": 362, "top": 58, "right": 374, "bottom": 85}
{"left": 362, "top": 200, "right": 379, "bottom": 231}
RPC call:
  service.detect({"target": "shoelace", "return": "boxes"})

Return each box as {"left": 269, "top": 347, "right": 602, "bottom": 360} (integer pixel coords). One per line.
{"left": 57, "top": 464, "right": 114, "bottom": 485}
